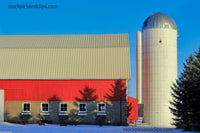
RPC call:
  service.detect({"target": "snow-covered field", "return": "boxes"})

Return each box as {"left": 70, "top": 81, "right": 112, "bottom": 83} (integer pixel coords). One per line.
{"left": 0, "top": 122, "right": 198, "bottom": 133}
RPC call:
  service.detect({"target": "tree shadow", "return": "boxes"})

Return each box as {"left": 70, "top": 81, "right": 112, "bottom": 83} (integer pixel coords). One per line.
{"left": 104, "top": 80, "right": 126, "bottom": 101}
{"left": 68, "top": 108, "right": 81, "bottom": 125}
{"left": 35, "top": 94, "right": 62, "bottom": 125}
{"left": 5, "top": 95, "right": 63, "bottom": 125}
{"left": 48, "top": 95, "right": 61, "bottom": 101}
{"left": 5, "top": 109, "right": 33, "bottom": 125}
{"left": 127, "top": 102, "right": 133, "bottom": 118}
{"left": 31, "top": 95, "right": 62, "bottom": 125}
{"left": 75, "top": 86, "right": 98, "bottom": 101}
{"left": 5, "top": 110, "right": 18, "bottom": 124}
{"left": 45, "top": 95, "right": 61, "bottom": 124}
{"left": 68, "top": 86, "right": 98, "bottom": 125}
{"left": 104, "top": 80, "right": 127, "bottom": 126}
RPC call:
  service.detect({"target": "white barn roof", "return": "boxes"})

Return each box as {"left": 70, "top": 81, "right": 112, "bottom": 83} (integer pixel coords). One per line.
{"left": 0, "top": 34, "right": 131, "bottom": 79}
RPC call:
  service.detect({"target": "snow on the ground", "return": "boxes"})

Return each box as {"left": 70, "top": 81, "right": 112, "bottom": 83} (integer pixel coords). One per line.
{"left": 0, "top": 122, "right": 198, "bottom": 133}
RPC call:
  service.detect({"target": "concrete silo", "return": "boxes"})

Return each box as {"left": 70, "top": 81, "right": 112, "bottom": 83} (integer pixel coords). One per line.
{"left": 136, "top": 13, "right": 177, "bottom": 127}
{"left": 0, "top": 90, "right": 4, "bottom": 122}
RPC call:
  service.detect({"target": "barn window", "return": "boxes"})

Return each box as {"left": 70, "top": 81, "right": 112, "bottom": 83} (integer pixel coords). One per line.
{"left": 78, "top": 103, "right": 87, "bottom": 112}
{"left": 59, "top": 103, "right": 68, "bottom": 112}
{"left": 23, "top": 103, "right": 31, "bottom": 112}
{"left": 97, "top": 103, "right": 106, "bottom": 112}
{"left": 41, "top": 103, "right": 49, "bottom": 112}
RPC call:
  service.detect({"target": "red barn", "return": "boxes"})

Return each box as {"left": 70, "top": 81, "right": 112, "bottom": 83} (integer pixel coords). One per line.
{"left": 0, "top": 34, "right": 137, "bottom": 125}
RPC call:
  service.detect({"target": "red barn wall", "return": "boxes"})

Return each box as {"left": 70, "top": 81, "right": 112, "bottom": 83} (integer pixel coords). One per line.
{"left": 0, "top": 80, "right": 126, "bottom": 102}
{"left": 127, "top": 96, "right": 138, "bottom": 121}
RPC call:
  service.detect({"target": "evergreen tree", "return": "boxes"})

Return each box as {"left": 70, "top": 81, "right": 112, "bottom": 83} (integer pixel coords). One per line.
{"left": 170, "top": 48, "right": 200, "bottom": 131}
{"left": 190, "top": 48, "right": 200, "bottom": 130}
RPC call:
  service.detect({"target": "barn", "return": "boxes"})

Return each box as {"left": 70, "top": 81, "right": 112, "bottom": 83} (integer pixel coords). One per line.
{"left": 0, "top": 34, "right": 137, "bottom": 125}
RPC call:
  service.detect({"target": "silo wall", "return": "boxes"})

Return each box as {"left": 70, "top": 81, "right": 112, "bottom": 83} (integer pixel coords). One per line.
{"left": 142, "top": 28, "right": 177, "bottom": 127}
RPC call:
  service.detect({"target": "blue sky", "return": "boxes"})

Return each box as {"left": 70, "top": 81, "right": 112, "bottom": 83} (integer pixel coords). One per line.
{"left": 0, "top": 0, "right": 199, "bottom": 98}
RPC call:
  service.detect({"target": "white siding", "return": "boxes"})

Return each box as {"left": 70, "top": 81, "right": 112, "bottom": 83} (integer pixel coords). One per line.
{"left": 0, "top": 90, "right": 4, "bottom": 122}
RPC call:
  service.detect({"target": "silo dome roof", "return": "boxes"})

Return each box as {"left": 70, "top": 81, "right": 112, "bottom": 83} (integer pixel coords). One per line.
{"left": 142, "top": 13, "right": 177, "bottom": 30}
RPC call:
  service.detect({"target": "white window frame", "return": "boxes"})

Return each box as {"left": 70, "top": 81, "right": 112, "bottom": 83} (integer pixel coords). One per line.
{"left": 22, "top": 102, "right": 31, "bottom": 112}
{"left": 78, "top": 103, "right": 87, "bottom": 113}
{"left": 59, "top": 103, "right": 68, "bottom": 112}
{"left": 41, "top": 103, "right": 49, "bottom": 113}
{"left": 97, "top": 103, "right": 106, "bottom": 113}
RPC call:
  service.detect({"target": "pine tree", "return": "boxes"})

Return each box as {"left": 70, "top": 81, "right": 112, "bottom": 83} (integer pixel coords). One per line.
{"left": 170, "top": 48, "right": 200, "bottom": 131}
{"left": 189, "top": 48, "right": 200, "bottom": 130}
